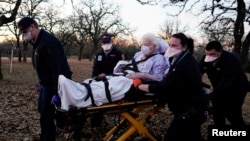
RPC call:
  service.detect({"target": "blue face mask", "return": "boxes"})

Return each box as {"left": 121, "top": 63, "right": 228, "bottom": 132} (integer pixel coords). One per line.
{"left": 141, "top": 45, "right": 150, "bottom": 56}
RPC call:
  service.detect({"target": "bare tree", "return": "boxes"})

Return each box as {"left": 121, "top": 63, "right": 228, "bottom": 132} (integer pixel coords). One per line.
{"left": 142, "top": 0, "right": 250, "bottom": 65}
{"left": 72, "top": 0, "right": 133, "bottom": 60}
{"left": 4, "top": 0, "right": 45, "bottom": 62}
{"left": 70, "top": 14, "right": 89, "bottom": 61}
{"left": 0, "top": 0, "right": 22, "bottom": 79}
{"left": 198, "top": 0, "right": 250, "bottom": 64}
{"left": 39, "top": 4, "right": 61, "bottom": 34}
{"left": 55, "top": 17, "right": 77, "bottom": 57}
{"left": 17, "top": 0, "right": 45, "bottom": 62}
{"left": 0, "top": 0, "right": 22, "bottom": 26}
{"left": 158, "top": 20, "right": 189, "bottom": 41}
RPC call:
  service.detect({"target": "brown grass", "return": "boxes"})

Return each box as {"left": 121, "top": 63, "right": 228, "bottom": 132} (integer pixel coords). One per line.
{"left": 0, "top": 57, "right": 249, "bottom": 141}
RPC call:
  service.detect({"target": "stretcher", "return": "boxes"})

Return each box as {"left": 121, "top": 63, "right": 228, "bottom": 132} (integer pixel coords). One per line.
{"left": 54, "top": 96, "right": 163, "bottom": 141}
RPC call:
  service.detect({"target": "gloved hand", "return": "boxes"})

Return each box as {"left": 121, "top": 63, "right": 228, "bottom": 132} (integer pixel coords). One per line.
{"left": 133, "top": 78, "right": 142, "bottom": 88}
{"left": 51, "top": 94, "right": 61, "bottom": 105}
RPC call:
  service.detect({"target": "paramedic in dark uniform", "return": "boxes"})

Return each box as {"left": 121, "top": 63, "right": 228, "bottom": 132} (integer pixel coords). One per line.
{"left": 200, "top": 41, "right": 248, "bottom": 126}
{"left": 92, "top": 33, "right": 123, "bottom": 78}
{"left": 91, "top": 33, "right": 123, "bottom": 127}
{"left": 136, "top": 33, "right": 208, "bottom": 141}
{"left": 17, "top": 17, "right": 72, "bottom": 141}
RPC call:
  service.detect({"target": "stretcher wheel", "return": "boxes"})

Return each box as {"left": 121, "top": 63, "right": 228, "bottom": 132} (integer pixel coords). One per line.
{"left": 54, "top": 106, "right": 85, "bottom": 133}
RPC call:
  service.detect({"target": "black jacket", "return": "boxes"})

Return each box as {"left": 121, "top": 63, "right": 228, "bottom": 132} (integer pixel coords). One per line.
{"left": 149, "top": 51, "right": 208, "bottom": 115}
{"left": 92, "top": 46, "right": 122, "bottom": 77}
{"left": 200, "top": 51, "right": 248, "bottom": 100}
{"left": 31, "top": 29, "right": 72, "bottom": 93}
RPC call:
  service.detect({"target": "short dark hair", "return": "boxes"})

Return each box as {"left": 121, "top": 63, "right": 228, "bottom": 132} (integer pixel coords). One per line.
{"left": 205, "top": 41, "right": 223, "bottom": 51}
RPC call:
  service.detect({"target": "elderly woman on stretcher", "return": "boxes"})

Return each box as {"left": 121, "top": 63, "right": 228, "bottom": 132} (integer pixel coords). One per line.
{"left": 55, "top": 33, "right": 170, "bottom": 111}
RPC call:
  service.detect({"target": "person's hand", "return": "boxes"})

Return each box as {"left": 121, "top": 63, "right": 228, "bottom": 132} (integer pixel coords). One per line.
{"left": 98, "top": 73, "right": 106, "bottom": 78}
{"left": 133, "top": 78, "right": 142, "bottom": 88}
{"left": 51, "top": 94, "right": 60, "bottom": 105}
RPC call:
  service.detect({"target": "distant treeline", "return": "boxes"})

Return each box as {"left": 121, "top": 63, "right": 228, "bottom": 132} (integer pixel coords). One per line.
{"left": 0, "top": 41, "right": 140, "bottom": 61}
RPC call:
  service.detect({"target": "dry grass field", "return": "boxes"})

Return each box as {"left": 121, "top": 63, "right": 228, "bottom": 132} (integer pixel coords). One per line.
{"left": 0, "top": 57, "right": 249, "bottom": 141}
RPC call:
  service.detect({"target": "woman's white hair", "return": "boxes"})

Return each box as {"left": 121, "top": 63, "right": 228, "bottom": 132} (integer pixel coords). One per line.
{"left": 141, "top": 33, "right": 159, "bottom": 50}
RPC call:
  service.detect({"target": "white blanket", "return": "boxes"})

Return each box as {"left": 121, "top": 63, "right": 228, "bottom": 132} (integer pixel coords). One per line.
{"left": 58, "top": 75, "right": 133, "bottom": 111}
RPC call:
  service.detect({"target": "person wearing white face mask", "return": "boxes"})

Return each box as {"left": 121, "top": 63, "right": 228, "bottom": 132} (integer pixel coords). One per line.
{"left": 125, "top": 33, "right": 169, "bottom": 82}
{"left": 92, "top": 33, "right": 123, "bottom": 79}
{"left": 91, "top": 33, "right": 123, "bottom": 128}
{"left": 135, "top": 33, "right": 209, "bottom": 141}
{"left": 17, "top": 17, "right": 73, "bottom": 141}
{"left": 200, "top": 41, "right": 248, "bottom": 127}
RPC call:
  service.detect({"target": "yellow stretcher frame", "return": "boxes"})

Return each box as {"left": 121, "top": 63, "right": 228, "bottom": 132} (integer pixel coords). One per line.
{"left": 86, "top": 99, "right": 161, "bottom": 141}
{"left": 55, "top": 99, "right": 162, "bottom": 141}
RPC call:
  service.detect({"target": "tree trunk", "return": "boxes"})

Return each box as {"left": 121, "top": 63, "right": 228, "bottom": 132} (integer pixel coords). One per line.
{"left": 0, "top": 48, "right": 3, "bottom": 80}
{"left": 241, "top": 32, "right": 250, "bottom": 65}
{"left": 233, "top": 0, "right": 245, "bottom": 64}
{"left": 17, "top": 39, "right": 22, "bottom": 62}
{"left": 22, "top": 41, "right": 28, "bottom": 62}
{"left": 78, "top": 45, "right": 83, "bottom": 61}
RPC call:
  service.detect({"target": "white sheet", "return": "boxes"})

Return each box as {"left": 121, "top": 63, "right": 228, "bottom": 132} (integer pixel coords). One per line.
{"left": 58, "top": 75, "right": 133, "bottom": 111}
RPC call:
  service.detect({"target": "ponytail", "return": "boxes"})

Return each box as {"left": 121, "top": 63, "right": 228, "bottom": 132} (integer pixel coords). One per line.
{"left": 171, "top": 32, "right": 194, "bottom": 55}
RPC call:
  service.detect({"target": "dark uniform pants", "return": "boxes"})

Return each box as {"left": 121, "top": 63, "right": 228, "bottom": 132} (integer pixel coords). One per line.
{"left": 212, "top": 89, "right": 247, "bottom": 126}
{"left": 164, "top": 113, "right": 206, "bottom": 141}
{"left": 38, "top": 85, "right": 56, "bottom": 141}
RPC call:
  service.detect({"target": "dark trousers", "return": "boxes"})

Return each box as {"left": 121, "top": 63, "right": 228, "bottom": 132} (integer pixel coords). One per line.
{"left": 164, "top": 114, "right": 206, "bottom": 141}
{"left": 38, "top": 85, "right": 56, "bottom": 141}
{"left": 211, "top": 89, "right": 247, "bottom": 126}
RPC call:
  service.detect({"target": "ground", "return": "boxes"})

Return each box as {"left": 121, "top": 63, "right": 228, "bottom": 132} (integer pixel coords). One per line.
{"left": 0, "top": 57, "right": 249, "bottom": 141}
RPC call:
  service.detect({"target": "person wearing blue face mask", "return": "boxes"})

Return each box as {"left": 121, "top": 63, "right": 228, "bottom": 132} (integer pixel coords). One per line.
{"left": 126, "top": 33, "right": 169, "bottom": 82}
{"left": 200, "top": 41, "right": 248, "bottom": 126}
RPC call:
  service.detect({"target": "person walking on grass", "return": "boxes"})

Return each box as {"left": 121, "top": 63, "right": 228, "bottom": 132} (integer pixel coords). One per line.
{"left": 17, "top": 16, "right": 74, "bottom": 141}
{"left": 200, "top": 41, "right": 248, "bottom": 126}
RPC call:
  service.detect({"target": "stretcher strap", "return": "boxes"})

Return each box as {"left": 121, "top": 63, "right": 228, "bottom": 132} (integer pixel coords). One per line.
{"left": 104, "top": 80, "right": 112, "bottom": 103}
{"left": 81, "top": 82, "right": 96, "bottom": 106}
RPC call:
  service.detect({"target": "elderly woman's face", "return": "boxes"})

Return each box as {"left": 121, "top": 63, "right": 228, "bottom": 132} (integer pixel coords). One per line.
{"left": 141, "top": 38, "right": 155, "bottom": 56}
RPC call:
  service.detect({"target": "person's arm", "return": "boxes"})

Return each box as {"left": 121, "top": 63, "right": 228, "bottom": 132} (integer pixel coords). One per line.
{"left": 43, "top": 41, "right": 63, "bottom": 94}
{"left": 137, "top": 84, "right": 150, "bottom": 92}
{"left": 92, "top": 53, "right": 101, "bottom": 77}
{"left": 127, "top": 72, "right": 160, "bottom": 81}
{"left": 126, "top": 54, "right": 167, "bottom": 81}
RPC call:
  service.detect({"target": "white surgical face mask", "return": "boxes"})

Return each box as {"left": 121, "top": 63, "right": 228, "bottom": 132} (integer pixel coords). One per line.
{"left": 141, "top": 45, "right": 150, "bottom": 56}
{"left": 204, "top": 55, "right": 218, "bottom": 62}
{"left": 102, "top": 43, "right": 112, "bottom": 51}
{"left": 23, "top": 32, "right": 32, "bottom": 42}
{"left": 164, "top": 47, "right": 182, "bottom": 58}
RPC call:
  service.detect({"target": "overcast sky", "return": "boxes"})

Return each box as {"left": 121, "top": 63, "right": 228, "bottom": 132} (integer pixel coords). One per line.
{"left": 51, "top": 0, "right": 201, "bottom": 39}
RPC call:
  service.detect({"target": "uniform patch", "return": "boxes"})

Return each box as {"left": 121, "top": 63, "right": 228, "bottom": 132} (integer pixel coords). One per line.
{"left": 97, "top": 55, "right": 102, "bottom": 61}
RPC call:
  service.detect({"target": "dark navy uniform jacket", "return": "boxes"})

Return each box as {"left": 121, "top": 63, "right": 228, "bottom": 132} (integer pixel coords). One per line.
{"left": 31, "top": 29, "right": 72, "bottom": 93}
{"left": 92, "top": 46, "right": 122, "bottom": 77}
{"left": 200, "top": 51, "right": 248, "bottom": 101}
{"left": 148, "top": 51, "right": 208, "bottom": 115}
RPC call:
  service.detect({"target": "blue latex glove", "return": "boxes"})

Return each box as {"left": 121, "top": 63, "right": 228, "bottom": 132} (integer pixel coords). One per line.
{"left": 51, "top": 95, "right": 61, "bottom": 105}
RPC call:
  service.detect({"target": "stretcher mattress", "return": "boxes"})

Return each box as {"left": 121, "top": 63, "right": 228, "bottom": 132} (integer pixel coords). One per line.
{"left": 58, "top": 75, "right": 133, "bottom": 111}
